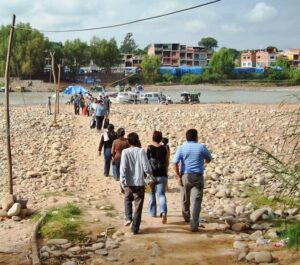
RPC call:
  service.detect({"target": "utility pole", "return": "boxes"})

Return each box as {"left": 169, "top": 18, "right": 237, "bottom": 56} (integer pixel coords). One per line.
{"left": 57, "top": 64, "right": 61, "bottom": 114}
{"left": 5, "top": 14, "right": 16, "bottom": 195}
{"left": 50, "top": 51, "right": 57, "bottom": 123}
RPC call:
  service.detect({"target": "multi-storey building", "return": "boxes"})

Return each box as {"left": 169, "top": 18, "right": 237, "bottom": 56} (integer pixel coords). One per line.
{"left": 241, "top": 49, "right": 277, "bottom": 68}
{"left": 121, "top": 54, "right": 143, "bottom": 67}
{"left": 282, "top": 48, "right": 300, "bottom": 68}
{"left": 148, "top": 43, "right": 211, "bottom": 67}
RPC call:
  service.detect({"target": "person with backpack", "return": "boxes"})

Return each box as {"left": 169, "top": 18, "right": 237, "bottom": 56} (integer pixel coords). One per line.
{"left": 98, "top": 124, "right": 117, "bottom": 177}
{"left": 147, "top": 131, "right": 169, "bottom": 224}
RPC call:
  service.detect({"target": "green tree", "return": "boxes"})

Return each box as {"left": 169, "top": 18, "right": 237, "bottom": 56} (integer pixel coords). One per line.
{"left": 140, "top": 55, "right": 160, "bottom": 84}
{"left": 274, "top": 56, "right": 290, "bottom": 70}
{"left": 266, "top": 46, "right": 278, "bottom": 52}
{"left": 198, "top": 37, "right": 218, "bottom": 50}
{"left": 119, "top": 33, "right": 138, "bottom": 54}
{"left": 90, "top": 37, "right": 121, "bottom": 73}
{"left": 0, "top": 23, "right": 46, "bottom": 78}
{"left": 208, "top": 48, "right": 234, "bottom": 77}
{"left": 63, "top": 38, "right": 90, "bottom": 77}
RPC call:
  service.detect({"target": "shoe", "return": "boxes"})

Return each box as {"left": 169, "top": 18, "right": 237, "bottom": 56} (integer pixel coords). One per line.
{"left": 124, "top": 220, "right": 132, "bottom": 226}
{"left": 161, "top": 213, "right": 167, "bottom": 224}
{"left": 132, "top": 230, "right": 139, "bottom": 235}
{"left": 191, "top": 227, "right": 199, "bottom": 232}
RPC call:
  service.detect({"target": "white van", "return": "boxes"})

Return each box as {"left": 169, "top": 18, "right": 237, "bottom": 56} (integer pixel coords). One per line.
{"left": 139, "top": 92, "right": 162, "bottom": 103}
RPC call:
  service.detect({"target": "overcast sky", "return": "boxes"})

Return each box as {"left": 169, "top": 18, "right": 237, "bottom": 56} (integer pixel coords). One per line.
{"left": 0, "top": 0, "right": 299, "bottom": 51}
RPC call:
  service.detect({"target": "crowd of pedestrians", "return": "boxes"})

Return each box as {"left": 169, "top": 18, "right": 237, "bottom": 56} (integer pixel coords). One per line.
{"left": 71, "top": 91, "right": 213, "bottom": 235}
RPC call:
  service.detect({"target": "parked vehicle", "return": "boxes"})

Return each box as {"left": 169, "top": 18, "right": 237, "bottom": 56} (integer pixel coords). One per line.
{"left": 0, "top": 87, "right": 5, "bottom": 92}
{"left": 138, "top": 92, "right": 162, "bottom": 103}
{"left": 91, "top": 85, "right": 106, "bottom": 93}
{"left": 180, "top": 92, "right": 201, "bottom": 104}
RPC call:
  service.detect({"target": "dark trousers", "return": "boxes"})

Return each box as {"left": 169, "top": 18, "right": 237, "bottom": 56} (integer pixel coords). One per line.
{"left": 96, "top": 115, "right": 104, "bottom": 130}
{"left": 124, "top": 186, "right": 145, "bottom": 233}
{"left": 74, "top": 104, "right": 80, "bottom": 115}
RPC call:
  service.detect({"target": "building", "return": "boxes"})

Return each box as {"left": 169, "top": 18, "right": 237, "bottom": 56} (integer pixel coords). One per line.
{"left": 241, "top": 48, "right": 277, "bottom": 68}
{"left": 282, "top": 48, "right": 300, "bottom": 68}
{"left": 148, "top": 43, "right": 211, "bottom": 67}
{"left": 121, "top": 54, "right": 143, "bottom": 67}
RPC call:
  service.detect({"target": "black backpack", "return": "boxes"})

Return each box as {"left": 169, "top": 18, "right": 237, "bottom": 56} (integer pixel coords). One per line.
{"left": 147, "top": 146, "right": 165, "bottom": 173}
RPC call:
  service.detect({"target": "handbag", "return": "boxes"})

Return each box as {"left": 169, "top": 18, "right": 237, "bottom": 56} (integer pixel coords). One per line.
{"left": 90, "top": 118, "right": 96, "bottom": 129}
{"left": 103, "top": 117, "right": 109, "bottom": 129}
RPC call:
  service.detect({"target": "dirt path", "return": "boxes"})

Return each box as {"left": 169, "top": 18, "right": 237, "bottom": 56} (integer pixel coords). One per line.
{"left": 65, "top": 105, "right": 246, "bottom": 265}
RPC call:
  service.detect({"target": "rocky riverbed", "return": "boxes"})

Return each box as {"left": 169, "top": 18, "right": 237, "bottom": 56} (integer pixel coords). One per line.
{"left": 0, "top": 103, "right": 299, "bottom": 265}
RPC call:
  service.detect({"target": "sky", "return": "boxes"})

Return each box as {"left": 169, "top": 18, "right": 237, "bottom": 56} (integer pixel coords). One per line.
{"left": 0, "top": 0, "right": 299, "bottom": 51}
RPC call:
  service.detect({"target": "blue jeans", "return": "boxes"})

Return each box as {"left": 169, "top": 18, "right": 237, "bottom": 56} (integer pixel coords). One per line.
{"left": 104, "top": 148, "right": 112, "bottom": 176}
{"left": 148, "top": 176, "right": 168, "bottom": 217}
{"left": 112, "top": 160, "right": 120, "bottom": 181}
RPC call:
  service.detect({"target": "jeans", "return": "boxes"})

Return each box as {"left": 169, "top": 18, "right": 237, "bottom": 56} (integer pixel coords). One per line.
{"left": 112, "top": 160, "right": 120, "bottom": 181}
{"left": 124, "top": 186, "right": 145, "bottom": 233}
{"left": 181, "top": 173, "right": 204, "bottom": 231}
{"left": 148, "top": 177, "right": 168, "bottom": 217}
{"left": 96, "top": 115, "right": 104, "bottom": 131}
{"left": 104, "top": 148, "right": 112, "bottom": 176}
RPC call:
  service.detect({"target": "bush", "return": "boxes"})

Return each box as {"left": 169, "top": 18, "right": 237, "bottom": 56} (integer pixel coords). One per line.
{"left": 180, "top": 74, "right": 202, "bottom": 85}
{"left": 289, "top": 69, "right": 300, "bottom": 85}
{"left": 127, "top": 74, "right": 140, "bottom": 85}
{"left": 202, "top": 71, "right": 225, "bottom": 83}
{"left": 162, "top": 73, "right": 176, "bottom": 83}
{"left": 266, "top": 69, "right": 289, "bottom": 80}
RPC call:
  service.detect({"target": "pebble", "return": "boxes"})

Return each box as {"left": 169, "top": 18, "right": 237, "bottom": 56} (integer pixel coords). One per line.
{"left": 95, "top": 248, "right": 108, "bottom": 256}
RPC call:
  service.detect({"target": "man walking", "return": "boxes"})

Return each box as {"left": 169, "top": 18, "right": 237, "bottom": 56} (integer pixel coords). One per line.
{"left": 47, "top": 96, "right": 52, "bottom": 115}
{"left": 172, "top": 129, "right": 212, "bottom": 232}
{"left": 120, "top": 132, "right": 152, "bottom": 234}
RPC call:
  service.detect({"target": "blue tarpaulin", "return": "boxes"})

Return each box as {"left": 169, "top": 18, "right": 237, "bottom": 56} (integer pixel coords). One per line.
{"left": 234, "top": 67, "right": 264, "bottom": 74}
{"left": 63, "top": 85, "right": 88, "bottom": 95}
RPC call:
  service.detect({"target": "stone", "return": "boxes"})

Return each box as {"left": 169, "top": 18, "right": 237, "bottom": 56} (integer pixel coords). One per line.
{"left": 7, "top": 203, "right": 21, "bottom": 217}
{"left": 1, "top": 194, "right": 15, "bottom": 211}
{"left": 68, "top": 246, "right": 81, "bottom": 252}
{"left": 233, "top": 241, "right": 248, "bottom": 252}
{"left": 105, "top": 238, "right": 119, "bottom": 249}
{"left": 254, "top": 251, "right": 273, "bottom": 263}
{"left": 26, "top": 171, "right": 41, "bottom": 178}
{"left": 250, "top": 208, "right": 268, "bottom": 223}
{"left": 95, "top": 249, "right": 108, "bottom": 256}
{"left": 106, "top": 256, "right": 118, "bottom": 262}
{"left": 12, "top": 216, "right": 22, "bottom": 221}
{"left": 237, "top": 252, "right": 247, "bottom": 261}
{"left": 257, "top": 176, "right": 266, "bottom": 185}
{"left": 265, "top": 228, "right": 278, "bottom": 239}
{"left": 232, "top": 223, "right": 247, "bottom": 232}
{"left": 20, "top": 209, "right": 28, "bottom": 219}
{"left": 89, "top": 242, "right": 105, "bottom": 250}
{"left": 245, "top": 252, "right": 256, "bottom": 261}
{"left": 47, "top": 239, "right": 69, "bottom": 245}
{"left": 62, "top": 261, "right": 76, "bottom": 265}
{"left": 151, "top": 242, "right": 160, "bottom": 257}
{"left": 0, "top": 210, "right": 8, "bottom": 217}
{"left": 249, "top": 230, "right": 263, "bottom": 241}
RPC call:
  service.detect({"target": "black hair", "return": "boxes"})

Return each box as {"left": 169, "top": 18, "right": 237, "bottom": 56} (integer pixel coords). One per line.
{"left": 186, "top": 129, "right": 198, "bottom": 141}
{"left": 152, "top": 131, "right": 163, "bottom": 143}
{"left": 107, "top": 124, "right": 114, "bottom": 132}
{"left": 162, "top": 137, "right": 169, "bottom": 146}
{"left": 117, "top": 127, "right": 125, "bottom": 138}
{"left": 127, "top": 132, "right": 141, "bottom": 147}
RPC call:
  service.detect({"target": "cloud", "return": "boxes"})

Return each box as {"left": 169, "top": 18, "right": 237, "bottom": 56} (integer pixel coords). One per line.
{"left": 248, "top": 2, "right": 278, "bottom": 22}
{"left": 185, "top": 19, "right": 206, "bottom": 33}
{"left": 221, "top": 23, "right": 244, "bottom": 33}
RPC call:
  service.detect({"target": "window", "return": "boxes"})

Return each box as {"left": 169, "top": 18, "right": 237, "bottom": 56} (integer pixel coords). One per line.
{"left": 257, "top": 56, "right": 261, "bottom": 59}
{"left": 270, "top": 56, "right": 275, "bottom": 59}
{"left": 153, "top": 94, "right": 159, "bottom": 98}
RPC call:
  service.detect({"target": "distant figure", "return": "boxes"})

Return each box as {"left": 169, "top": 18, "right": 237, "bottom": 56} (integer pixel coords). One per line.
{"left": 74, "top": 94, "right": 81, "bottom": 115}
{"left": 103, "top": 96, "right": 111, "bottom": 114}
{"left": 120, "top": 132, "right": 153, "bottom": 234}
{"left": 95, "top": 100, "right": 107, "bottom": 132}
{"left": 47, "top": 96, "right": 52, "bottom": 115}
{"left": 172, "top": 129, "right": 212, "bottom": 232}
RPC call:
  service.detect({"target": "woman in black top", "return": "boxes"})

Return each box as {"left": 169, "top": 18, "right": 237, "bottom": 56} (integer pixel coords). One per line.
{"left": 98, "top": 124, "right": 117, "bottom": 177}
{"left": 147, "top": 131, "right": 169, "bottom": 224}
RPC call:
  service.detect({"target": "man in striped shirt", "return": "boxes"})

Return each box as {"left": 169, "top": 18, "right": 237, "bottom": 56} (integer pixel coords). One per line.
{"left": 172, "top": 129, "right": 212, "bottom": 232}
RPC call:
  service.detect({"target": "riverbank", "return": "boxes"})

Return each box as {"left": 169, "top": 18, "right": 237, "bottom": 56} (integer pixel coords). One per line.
{"left": 0, "top": 103, "right": 299, "bottom": 264}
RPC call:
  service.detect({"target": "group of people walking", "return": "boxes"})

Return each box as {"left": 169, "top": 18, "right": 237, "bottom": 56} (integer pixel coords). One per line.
{"left": 98, "top": 123, "right": 212, "bottom": 235}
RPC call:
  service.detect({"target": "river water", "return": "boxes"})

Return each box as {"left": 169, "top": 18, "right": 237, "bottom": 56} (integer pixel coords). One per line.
{"left": 0, "top": 86, "right": 299, "bottom": 105}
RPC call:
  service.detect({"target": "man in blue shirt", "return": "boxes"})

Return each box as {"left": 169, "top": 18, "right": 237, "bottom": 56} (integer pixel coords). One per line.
{"left": 172, "top": 129, "right": 212, "bottom": 232}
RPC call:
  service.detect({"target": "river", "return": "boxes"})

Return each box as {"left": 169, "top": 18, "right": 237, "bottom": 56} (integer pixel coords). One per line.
{"left": 0, "top": 85, "right": 299, "bottom": 105}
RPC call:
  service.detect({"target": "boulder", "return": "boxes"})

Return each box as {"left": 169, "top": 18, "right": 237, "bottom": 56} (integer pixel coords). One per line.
{"left": 1, "top": 194, "right": 15, "bottom": 211}
{"left": 249, "top": 230, "right": 263, "bottom": 241}
{"left": 47, "top": 239, "right": 69, "bottom": 245}
{"left": 250, "top": 208, "right": 268, "bottom": 223}
{"left": 232, "top": 223, "right": 247, "bottom": 232}
{"left": 7, "top": 203, "right": 21, "bottom": 217}
{"left": 254, "top": 251, "right": 273, "bottom": 263}
{"left": 0, "top": 210, "right": 8, "bottom": 217}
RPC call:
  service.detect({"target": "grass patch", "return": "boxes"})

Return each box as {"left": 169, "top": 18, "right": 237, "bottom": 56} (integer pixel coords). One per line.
{"left": 40, "top": 203, "right": 86, "bottom": 241}
{"left": 31, "top": 212, "right": 42, "bottom": 222}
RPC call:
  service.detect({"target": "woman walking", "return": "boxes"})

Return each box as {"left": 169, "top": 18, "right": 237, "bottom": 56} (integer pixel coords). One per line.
{"left": 98, "top": 124, "right": 117, "bottom": 177}
{"left": 111, "top": 128, "right": 129, "bottom": 181}
{"left": 147, "top": 131, "right": 169, "bottom": 224}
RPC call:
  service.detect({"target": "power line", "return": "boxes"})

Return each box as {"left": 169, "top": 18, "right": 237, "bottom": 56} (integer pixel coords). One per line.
{"left": 15, "top": 0, "right": 221, "bottom": 33}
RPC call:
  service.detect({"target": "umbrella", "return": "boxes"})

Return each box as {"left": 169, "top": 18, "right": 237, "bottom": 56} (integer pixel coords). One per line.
{"left": 63, "top": 85, "right": 88, "bottom": 95}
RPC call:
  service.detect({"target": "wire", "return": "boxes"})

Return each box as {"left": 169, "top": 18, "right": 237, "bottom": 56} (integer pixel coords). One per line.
{"left": 15, "top": 0, "right": 221, "bottom": 33}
